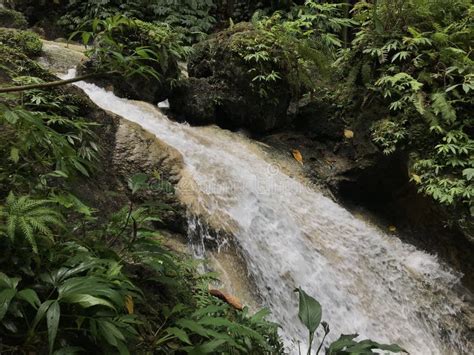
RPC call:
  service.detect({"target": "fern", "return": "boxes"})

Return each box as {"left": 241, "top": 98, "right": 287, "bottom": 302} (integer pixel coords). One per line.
{"left": 0, "top": 193, "right": 64, "bottom": 253}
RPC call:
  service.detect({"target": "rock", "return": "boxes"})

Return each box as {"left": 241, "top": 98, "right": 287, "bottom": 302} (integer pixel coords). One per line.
{"left": 170, "top": 23, "right": 294, "bottom": 134}
{"left": 294, "top": 99, "right": 346, "bottom": 141}
{"left": 0, "top": 7, "right": 27, "bottom": 29}
{"left": 113, "top": 119, "right": 187, "bottom": 232}
{"left": 169, "top": 77, "right": 217, "bottom": 125}
{"left": 39, "top": 40, "right": 86, "bottom": 73}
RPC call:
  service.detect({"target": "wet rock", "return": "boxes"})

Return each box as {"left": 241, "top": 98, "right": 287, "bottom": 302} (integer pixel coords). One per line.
{"left": 113, "top": 119, "right": 187, "bottom": 232}
{"left": 294, "top": 99, "right": 346, "bottom": 141}
{"left": 169, "top": 77, "right": 218, "bottom": 125}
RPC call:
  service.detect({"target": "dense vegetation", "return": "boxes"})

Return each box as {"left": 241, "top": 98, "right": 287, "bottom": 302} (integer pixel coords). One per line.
{"left": 0, "top": 0, "right": 472, "bottom": 353}
{"left": 0, "top": 27, "right": 282, "bottom": 354}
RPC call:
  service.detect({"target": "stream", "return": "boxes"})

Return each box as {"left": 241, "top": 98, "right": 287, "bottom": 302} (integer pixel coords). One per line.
{"left": 62, "top": 69, "right": 473, "bottom": 355}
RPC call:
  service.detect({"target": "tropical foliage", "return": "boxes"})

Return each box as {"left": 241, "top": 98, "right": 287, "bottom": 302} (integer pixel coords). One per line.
{"left": 57, "top": 0, "right": 216, "bottom": 44}
{"left": 0, "top": 0, "right": 471, "bottom": 352}
{"left": 0, "top": 29, "right": 282, "bottom": 353}
{"left": 345, "top": 0, "right": 473, "bottom": 229}
{"left": 295, "top": 288, "right": 405, "bottom": 355}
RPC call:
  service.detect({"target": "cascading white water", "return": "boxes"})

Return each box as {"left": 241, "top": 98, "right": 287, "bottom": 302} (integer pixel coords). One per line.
{"left": 64, "top": 70, "right": 472, "bottom": 354}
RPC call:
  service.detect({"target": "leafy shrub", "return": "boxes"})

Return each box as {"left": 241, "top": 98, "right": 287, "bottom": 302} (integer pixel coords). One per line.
{"left": 59, "top": 0, "right": 216, "bottom": 44}
{"left": 0, "top": 28, "right": 42, "bottom": 57}
{"left": 0, "top": 7, "right": 28, "bottom": 29}
{"left": 228, "top": 1, "right": 352, "bottom": 100}
{"left": 344, "top": 0, "right": 473, "bottom": 229}
{"left": 74, "top": 16, "right": 187, "bottom": 85}
{"left": 145, "top": 0, "right": 216, "bottom": 44}
{"left": 0, "top": 85, "right": 98, "bottom": 195}
{"left": 0, "top": 64, "right": 282, "bottom": 352}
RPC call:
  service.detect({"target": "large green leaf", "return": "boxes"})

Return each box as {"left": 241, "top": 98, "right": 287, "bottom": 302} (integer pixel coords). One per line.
{"left": 61, "top": 294, "right": 115, "bottom": 309}
{"left": 166, "top": 327, "right": 192, "bottom": 345}
{"left": 17, "top": 288, "right": 41, "bottom": 309}
{"left": 47, "top": 301, "right": 61, "bottom": 354}
{"left": 0, "top": 289, "right": 17, "bottom": 321}
{"left": 32, "top": 299, "right": 55, "bottom": 330}
{"left": 295, "top": 287, "right": 322, "bottom": 334}
{"left": 327, "top": 334, "right": 406, "bottom": 354}
{"left": 327, "top": 334, "right": 359, "bottom": 354}
{"left": 345, "top": 339, "right": 406, "bottom": 353}
{"left": 187, "top": 339, "right": 227, "bottom": 354}
{"left": 0, "top": 272, "right": 20, "bottom": 289}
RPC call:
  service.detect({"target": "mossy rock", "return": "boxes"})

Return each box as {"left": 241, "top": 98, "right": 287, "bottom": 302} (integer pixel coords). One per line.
{"left": 0, "top": 28, "right": 42, "bottom": 58}
{"left": 0, "top": 7, "right": 28, "bottom": 29}
{"left": 171, "top": 22, "right": 295, "bottom": 133}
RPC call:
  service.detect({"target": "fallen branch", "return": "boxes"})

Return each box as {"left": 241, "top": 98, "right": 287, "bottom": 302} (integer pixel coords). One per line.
{"left": 0, "top": 72, "right": 107, "bottom": 93}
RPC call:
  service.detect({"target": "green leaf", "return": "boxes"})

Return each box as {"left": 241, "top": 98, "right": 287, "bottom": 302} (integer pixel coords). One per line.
{"left": 32, "top": 300, "right": 55, "bottom": 330}
{"left": 295, "top": 287, "right": 322, "bottom": 334}
{"left": 187, "top": 339, "right": 226, "bottom": 354}
{"left": 61, "top": 294, "right": 115, "bottom": 309}
{"left": 177, "top": 319, "right": 210, "bottom": 338}
{"left": 17, "top": 289, "right": 41, "bottom": 309}
{"left": 98, "top": 320, "right": 125, "bottom": 347}
{"left": 0, "top": 273, "right": 20, "bottom": 289}
{"left": 128, "top": 173, "right": 149, "bottom": 194}
{"left": 0, "top": 289, "right": 16, "bottom": 321}
{"left": 47, "top": 301, "right": 61, "bottom": 354}
{"left": 9, "top": 148, "right": 19, "bottom": 163}
{"left": 3, "top": 108, "right": 19, "bottom": 124}
{"left": 462, "top": 168, "right": 474, "bottom": 181}
{"left": 327, "top": 334, "right": 359, "bottom": 354}
{"left": 166, "top": 327, "right": 192, "bottom": 345}
{"left": 345, "top": 339, "right": 406, "bottom": 353}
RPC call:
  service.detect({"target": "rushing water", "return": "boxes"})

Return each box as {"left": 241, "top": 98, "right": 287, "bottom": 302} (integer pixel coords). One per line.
{"left": 63, "top": 70, "right": 473, "bottom": 354}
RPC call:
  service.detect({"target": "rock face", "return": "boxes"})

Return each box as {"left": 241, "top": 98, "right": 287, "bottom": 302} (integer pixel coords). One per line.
{"left": 114, "top": 119, "right": 186, "bottom": 232}
{"left": 170, "top": 23, "right": 293, "bottom": 133}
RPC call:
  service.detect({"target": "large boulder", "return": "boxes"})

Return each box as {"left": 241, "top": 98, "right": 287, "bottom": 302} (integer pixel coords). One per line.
{"left": 170, "top": 23, "right": 295, "bottom": 134}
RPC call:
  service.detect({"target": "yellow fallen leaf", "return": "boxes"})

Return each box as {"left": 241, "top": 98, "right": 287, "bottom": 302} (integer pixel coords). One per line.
{"left": 344, "top": 129, "right": 354, "bottom": 139}
{"left": 388, "top": 225, "right": 397, "bottom": 233}
{"left": 292, "top": 149, "right": 303, "bottom": 165}
{"left": 411, "top": 174, "right": 422, "bottom": 184}
{"left": 125, "top": 295, "right": 134, "bottom": 314}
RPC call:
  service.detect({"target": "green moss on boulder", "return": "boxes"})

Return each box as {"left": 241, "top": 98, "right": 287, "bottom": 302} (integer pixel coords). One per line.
{"left": 0, "top": 28, "right": 42, "bottom": 58}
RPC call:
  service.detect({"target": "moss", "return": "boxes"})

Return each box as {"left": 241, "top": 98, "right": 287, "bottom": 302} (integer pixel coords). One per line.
{"left": 0, "top": 7, "right": 28, "bottom": 29}
{"left": 0, "top": 28, "right": 42, "bottom": 58}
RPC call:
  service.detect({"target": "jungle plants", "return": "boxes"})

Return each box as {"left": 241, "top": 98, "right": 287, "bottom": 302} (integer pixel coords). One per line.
{"left": 344, "top": 0, "right": 473, "bottom": 229}
{"left": 295, "top": 288, "right": 405, "bottom": 355}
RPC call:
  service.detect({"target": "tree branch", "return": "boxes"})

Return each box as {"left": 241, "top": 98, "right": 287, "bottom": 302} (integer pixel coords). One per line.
{"left": 0, "top": 72, "right": 108, "bottom": 93}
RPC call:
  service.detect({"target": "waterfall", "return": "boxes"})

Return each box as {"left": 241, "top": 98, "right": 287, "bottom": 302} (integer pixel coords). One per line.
{"left": 63, "top": 70, "right": 472, "bottom": 355}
